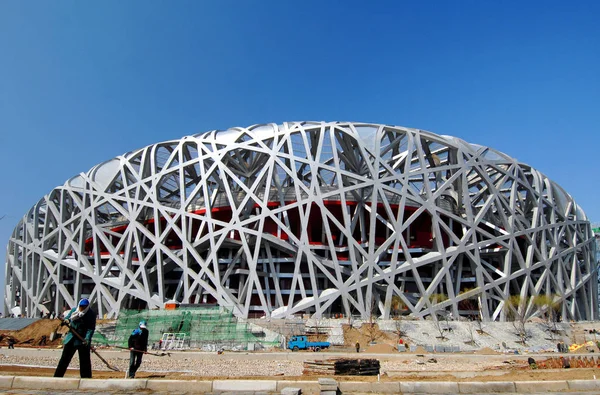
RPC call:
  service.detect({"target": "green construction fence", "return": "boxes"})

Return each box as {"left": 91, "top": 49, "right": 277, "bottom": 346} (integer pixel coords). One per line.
{"left": 98, "top": 306, "right": 280, "bottom": 351}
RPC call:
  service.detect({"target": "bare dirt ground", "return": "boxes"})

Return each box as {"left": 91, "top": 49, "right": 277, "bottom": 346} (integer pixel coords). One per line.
{"left": 1, "top": 364, "right": 600, "bottom": 383}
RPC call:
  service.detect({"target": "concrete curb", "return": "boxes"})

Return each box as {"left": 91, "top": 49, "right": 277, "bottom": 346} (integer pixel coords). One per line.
{"left": 146, "top": 379, "right": 212, "bottom": 392}
{"left": 568, "top": 379, "right": 600, "bottom": 391}
{"left": 79, "top": 378, "right": 147, "bottom": 390}
{"left": 458, "top": 381, "right": 516, "bottom": 393}
{"left": 213, "top": 379, "right": 277, "bottom": 392}
{"left": 12, "top": 376, "right": 79, "bottom": 390}
{"left": 0, "top": 376, "right": 13, "bottom": 389}
{"left": 514, "top": 380, "right": 569, "bottom": 393}
{"left": 1, "top": 375, "right": 600, "bottom": 393}
{"left": 401, "top": 381, "right": 460, "bottom": 394}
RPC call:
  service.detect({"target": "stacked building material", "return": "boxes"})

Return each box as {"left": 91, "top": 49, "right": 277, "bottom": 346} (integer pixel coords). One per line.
{"left": 303, "top": 358, "right": 380, "bottom": 375}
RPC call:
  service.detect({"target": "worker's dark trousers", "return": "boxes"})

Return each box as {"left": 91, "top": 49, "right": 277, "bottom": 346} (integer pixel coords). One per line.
{"left": 53, "top": 342, "right": 92, "bottom": 378}
{"left": 128, "top": 351, "right": 144, "bottom": 378}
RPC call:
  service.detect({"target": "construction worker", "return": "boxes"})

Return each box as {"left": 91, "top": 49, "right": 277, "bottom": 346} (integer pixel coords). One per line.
{"left": 54, "top": 298, "right": 96, "bottom": 378}
{"left": 127, "top": 320, "right": 149, "bottom": 378}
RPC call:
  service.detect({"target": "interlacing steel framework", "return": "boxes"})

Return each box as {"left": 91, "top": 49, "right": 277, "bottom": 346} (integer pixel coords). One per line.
{"left": 5, "top": 122, "right": 598, "bottom": 321}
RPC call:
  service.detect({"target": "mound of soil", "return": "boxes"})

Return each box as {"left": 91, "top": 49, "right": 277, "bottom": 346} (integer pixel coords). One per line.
{"left": 364, "top": 343, "right": 398, "bottom": 353}
{"left": 474, "top": 347, "right": 499, "bottom": 355}
{"left": 0, "top": 319, "right": 66, "bottom": 348}
{"left": 342, "top": 323, "right": 397, "bottom": 349}
{"left": 409, "top": 346, "right": 428, "bottom": 354}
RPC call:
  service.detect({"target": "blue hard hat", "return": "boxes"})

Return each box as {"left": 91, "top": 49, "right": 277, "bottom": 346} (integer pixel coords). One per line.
{"left": 78, "top": 298, "right": 90, "bottom": 307}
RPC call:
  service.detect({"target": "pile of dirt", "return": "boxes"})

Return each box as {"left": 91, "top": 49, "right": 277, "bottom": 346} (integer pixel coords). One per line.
{"left": 342, "top": 323, "right": 397, "bottom": 349}
{"left": 364, "top": 343, "right": 398, "bottom": 353}
{"left": 474, "top": 347, "right": 499, "bottom": 355}
{"left": 0, "top": 319, "right": 66, "bottom": 348}
{"left": 410, "top": 345, "right": 428, "bottom": 354}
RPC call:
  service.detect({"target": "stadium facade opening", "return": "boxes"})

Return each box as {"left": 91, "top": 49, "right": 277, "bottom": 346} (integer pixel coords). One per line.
{"left": 5, "top": 122, "right": 598, "bottom": 321}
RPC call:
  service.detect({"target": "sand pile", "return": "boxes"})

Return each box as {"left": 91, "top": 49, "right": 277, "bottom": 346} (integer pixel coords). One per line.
{"left": 342, "top": 323, "right": 397, "bottom": 348}
{"left": 410, "top": 346, "right": 428, "bottom": 354}
{"left": 474, "top": 347, "right": 499, "bottom": 355}
{"left": 0, "top": 319, "right": 65, "bottom": 347}
{"left": 365, "top": 343, "right": 398, "bottom": 353}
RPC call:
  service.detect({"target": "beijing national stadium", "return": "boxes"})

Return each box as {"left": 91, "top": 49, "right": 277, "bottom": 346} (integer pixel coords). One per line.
{"left": 4, "top": 122, "right": 598, "bottom": 321}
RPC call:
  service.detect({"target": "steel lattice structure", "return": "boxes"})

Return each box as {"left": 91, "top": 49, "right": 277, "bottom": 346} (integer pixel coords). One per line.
{"left": 5, "top": 122, "right": 598, "bottom": 320}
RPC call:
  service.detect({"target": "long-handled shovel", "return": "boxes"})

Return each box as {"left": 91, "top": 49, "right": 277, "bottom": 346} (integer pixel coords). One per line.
{"left": 113, "top": 345, "right": 171, "bottom": 357}
{"left": 63, "top": 322, "right": 120, "bottom": 372}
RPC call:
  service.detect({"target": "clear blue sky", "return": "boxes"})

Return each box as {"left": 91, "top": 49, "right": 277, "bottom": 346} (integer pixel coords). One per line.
{"left": 1, "top": 1, "right": 599, "bottom": 303}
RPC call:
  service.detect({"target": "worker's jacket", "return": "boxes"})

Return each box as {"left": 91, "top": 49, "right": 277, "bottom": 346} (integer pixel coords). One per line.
{"left": 63, "top": 307, "right": 96, "bottom": 347}
{"left": 128, "top": 328, "right": 149, "bottom": 351}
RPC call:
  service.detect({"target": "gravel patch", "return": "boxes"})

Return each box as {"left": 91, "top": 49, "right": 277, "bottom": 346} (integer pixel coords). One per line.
{"left": 0, "top": 353, "right": 304, "bottom": 376}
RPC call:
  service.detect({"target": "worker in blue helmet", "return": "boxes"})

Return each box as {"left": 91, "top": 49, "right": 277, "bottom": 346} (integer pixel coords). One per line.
{"left": 54, "top": 298, "right": 96, "bottom": 378}
{"left": 127, "top": 320, "right": 149, "bottom": 378}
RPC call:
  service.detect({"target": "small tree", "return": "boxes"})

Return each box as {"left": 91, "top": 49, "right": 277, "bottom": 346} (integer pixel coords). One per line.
{"left": 458, "top": 287, "right": 486, "bottom": 327}
{"left": 391, "top": 295, "right": 406, "bottom": 318}
{"left": 533, "top": 294, "right": 562, "bottom": 339}
{"left": 474, "top": 309, "right": 486, "bottom": 335}
{"left": 458, "top": 291, "right": 479, "bottom": 345}
{"left": 504, "top": 295, "right": 529, "bottom": 344}
{"left": 429, "top": 293, "right": 449, "bottom": 341}
{"left": 364, "top": 296, "right": 381, "bottom": 344}
{"left": 394, "top": 318, "right": 405, "bottom": 340}
{"left": 459, "top": 291, "right": 487, "bottom": 335}
{"left": 391, "top": 295, "right": 406, "bottom": 341}
{"left": 465, "top": 320, "right": 478, "bottom": 347}
{"left": 432, "top": 311, "right": 450, "bottom": 341}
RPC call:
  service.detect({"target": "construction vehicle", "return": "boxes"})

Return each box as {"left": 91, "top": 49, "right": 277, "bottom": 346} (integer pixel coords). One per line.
{"left": 287, "top": 335, "right": 330, "bottom": 351}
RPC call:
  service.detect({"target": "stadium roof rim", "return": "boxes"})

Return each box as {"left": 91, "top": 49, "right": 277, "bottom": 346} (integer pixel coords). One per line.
{"left": 70, "top": 120, "right": 539, "bottom": 187}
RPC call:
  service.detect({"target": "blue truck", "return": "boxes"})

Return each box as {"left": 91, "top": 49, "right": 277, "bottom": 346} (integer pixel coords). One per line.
{"left": 287, "top": 335, "right": 331, "bottom": 351}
